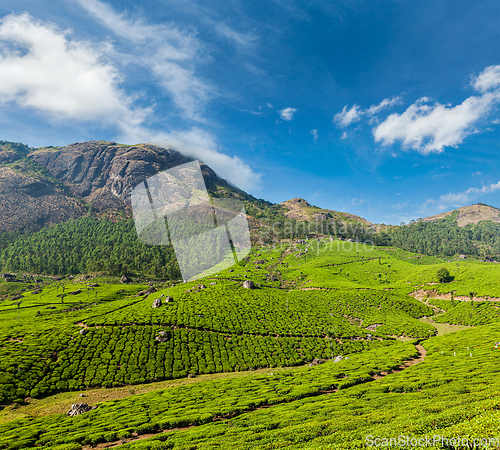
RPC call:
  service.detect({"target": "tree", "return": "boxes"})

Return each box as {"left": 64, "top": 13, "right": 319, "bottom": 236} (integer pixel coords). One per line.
{"left": 437, "top": 267, "right": 452, "bottom": 283}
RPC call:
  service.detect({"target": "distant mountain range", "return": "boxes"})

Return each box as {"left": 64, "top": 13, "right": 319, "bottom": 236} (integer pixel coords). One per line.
{"left": 0, "top": 139, "right": 498, "bottom": 235}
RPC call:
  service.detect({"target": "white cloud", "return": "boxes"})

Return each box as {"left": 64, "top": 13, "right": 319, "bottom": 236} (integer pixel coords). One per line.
{"left": 334, "top": 97, "right": 400, "bottom": 128}
{"left": 0, "top": 13, "right": 137, "bottom": 122}
{"left": 77, "top": 0, "right": 211, "bottom": 120}
{"left": 278, "top": 107, "right": 297, "bottom": 121}
{"left": 213, "top": 22, "right": 257, "bottom": 48}
{"left": 334, "top": 104, "right": 361, "bottom": 127}
{"left": 423, "top": 180, "right": 500, "bottom": 209}
{"left": 0, "top": 12, "right": 261, "bottom": 192}
{"left": 374, "top": 65, "right": 500, "bottom": 154}
{"left": 366, "top": 96, "right": 401, "bottom": 116}
{"left": 471, "top": 65, "right": 500, "bottom": 93}
{"left": 392, "top": 200, "right": 410, "bottom": 210}
{"left": 311, "top": 129, "right": 318, "bottom": 140}
{"left": 150, "top": 129, "right": 262, "bottom": 191}
{"left": 350, "top": 198, "right": 364, "bottom": 206}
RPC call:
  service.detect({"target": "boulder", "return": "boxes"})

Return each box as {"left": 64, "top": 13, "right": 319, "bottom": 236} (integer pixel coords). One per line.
{"left": 210, "top": 282, "right": 217, "bottom": 285}
{"left": 165, "top": 296, "right": 173, "bottom": 303}
{"left": 152, "top": 298, "right": 162, "bottom": 308}
{"left": 197, "top": 284, "right": 206, "bottom": 290}
{"left": 69, "top": 289, "right": 82, "bottom": 295}
{"left": 137, "top": 286, "right": 156, "bottom": 296}
{"left": 67, "top": 403, "right": 97, "bottom": 417}
{"left": 88, "top": 283, "right": 100, "bottom": 287}
{"left": 155, "top": 331, "right": 168, "bottom": 343}
{"left": 79, "top": 329, "right": 89, "bottom": 336}
{"left": 242, "top": 280, "right": 255, "bottom": 289}
{"left": 308, "top": 358, "right": 324, "bottom": 367}
{"left": 333, "top": 355, "right": 344, "bottom": 363}
{"left": 120, "top": 276, "right": 130, "bottom": 284}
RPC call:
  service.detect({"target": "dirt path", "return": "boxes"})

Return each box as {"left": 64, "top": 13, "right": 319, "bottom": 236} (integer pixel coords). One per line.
{"left": 82, "top": 342, "right": 427, "bottom": 450}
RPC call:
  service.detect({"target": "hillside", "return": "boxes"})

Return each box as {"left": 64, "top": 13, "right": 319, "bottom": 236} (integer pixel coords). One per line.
{"left": 421, "top": 203, "right": 500, "bottom": 227}
{"left": 0, "top": 141, "right": 235, "bottom": 232}
{"left": 1, "top": 238, "right": 500, "bottom": 448}
{"left": 2, "top": 139, "right": 500, "bottom": 267}
{"left": 280, "top": 197, "right": 373, "bottom": 227}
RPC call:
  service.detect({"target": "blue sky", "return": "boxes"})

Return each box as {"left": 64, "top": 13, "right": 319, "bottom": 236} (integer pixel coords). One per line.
{"left": 0, "top": 0, "right": 499, "bottom": 224}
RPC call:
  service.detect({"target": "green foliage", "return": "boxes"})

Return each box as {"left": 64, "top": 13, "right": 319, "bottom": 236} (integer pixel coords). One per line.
{"left": 390, "top": 219, "right": 500, "bottom": 259}
{"left": 0, "top": 217, "right": 181, "bottom": 279}
{"left": 437, "top": 267, "right": 452, "bottom": 283}
{"left": 0, "top": 342, "right": 417, "bottom": 448}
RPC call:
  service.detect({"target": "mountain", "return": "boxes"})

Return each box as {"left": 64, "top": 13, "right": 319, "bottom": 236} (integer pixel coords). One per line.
{"left": 420, "top": 203, "right": 500, "bottom": 227}
{"left": 280, "top": 197, "right": 373, "bottom": 227}
{"left": 0, "top": 140, "right": 233, "bottom": 232}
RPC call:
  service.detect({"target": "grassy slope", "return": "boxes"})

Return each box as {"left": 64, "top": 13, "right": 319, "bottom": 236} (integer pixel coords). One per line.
{"left": 0, "top": 239, "right": 500, "bottom": 448}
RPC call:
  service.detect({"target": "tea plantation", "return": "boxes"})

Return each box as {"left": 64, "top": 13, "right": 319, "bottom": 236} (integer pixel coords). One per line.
{"left": 0, "top": 238, "right": 500, "bottom": 448}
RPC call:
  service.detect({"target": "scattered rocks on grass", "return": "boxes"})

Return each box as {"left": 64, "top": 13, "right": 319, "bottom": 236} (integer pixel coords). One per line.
{"left": 243, "top": 280, "right": 255, "bottom": 289}
{"left": 67, "top": 403, "right": 97, "bottom": 417}
{"left": 155, "top": 331, "right": 169, "bottom": 343}
{"left": 152, "top": 297, "right": 163, "bottom": 308}
{"left": 138, "top": 286, "right": 156, "bottom": 296}
{"left": 308, "top": 359, "right": 324, "bottom": 367}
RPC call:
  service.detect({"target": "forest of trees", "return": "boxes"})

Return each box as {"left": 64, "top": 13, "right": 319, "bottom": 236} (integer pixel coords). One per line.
{"left": 1, "top": 211, "right": 499, "bottom": 278}
{"left": 0, "top": 217, "right": 181, "bottom": 279}
{"left": 390, "top": 219, "right": 500, "bottom": 259}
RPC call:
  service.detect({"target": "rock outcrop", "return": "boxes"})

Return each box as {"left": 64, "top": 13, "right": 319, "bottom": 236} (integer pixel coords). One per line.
{"left": 67, "top": 403, "right": 97, "bottom": 416}
{"left": 242, "top": 280, "right": 255, "bottom": 289}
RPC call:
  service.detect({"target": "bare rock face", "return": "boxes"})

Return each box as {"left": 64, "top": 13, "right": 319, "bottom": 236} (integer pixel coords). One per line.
{"left": 0, "top": 150, "right": 20, "bottom": 164}
{"left": 29, "top": 141, "right": 226, "bottom": 212}
{"left": 0, "top": 166, "right": 86, "bottom": 232}
{"left": 1, "top": 139, "right": 233, "bottom": 232}
{"left": 242, "top": 280, "right": 255, "bottom": 289}
{"left": 67, "top": 403, "right": 96, "bottom": 417}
